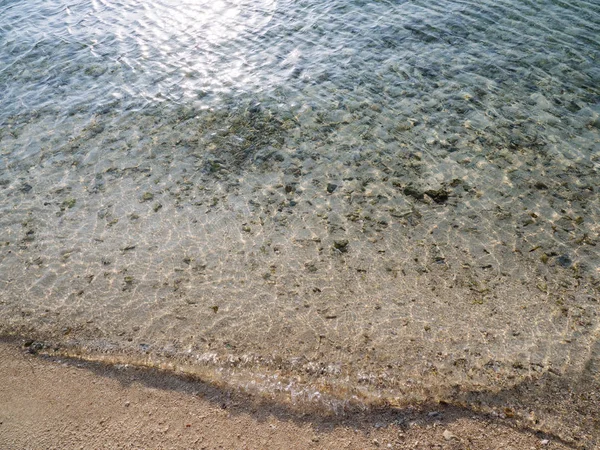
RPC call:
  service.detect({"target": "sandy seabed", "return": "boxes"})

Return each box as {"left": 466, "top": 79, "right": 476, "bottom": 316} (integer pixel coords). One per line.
{"left": 0, "top": 339, "right": 576, "bottom": 450}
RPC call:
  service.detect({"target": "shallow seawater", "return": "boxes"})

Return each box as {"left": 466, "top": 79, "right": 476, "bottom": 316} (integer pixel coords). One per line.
{"left": 1, "top": 0, "right": 600, "bottom": 443}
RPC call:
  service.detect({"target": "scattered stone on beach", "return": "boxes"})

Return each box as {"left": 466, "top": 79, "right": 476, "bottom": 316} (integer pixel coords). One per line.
{"left": 61, "top": 198, "right": 77, "bottom": 210}
{"left": 25, "top": 341, "right": 44, "bottom": 355}
{"left": 140, "top": 192, "right": 154, "bottom": 202}
{"left": 333, "top": 239, "right": 349, "bottom": 253}
{"left": 557, "top": 254, "right": 572, "bottom": 268}
{"left": 326, "top": 183, "right": 338, "bottom": 194}
{"left": 424, "top": 188, "right": 449, "bottom": 204}
{"left": 403, "top": 185, "right": 424, "bottom": 200}
{"left": 305, "top": 262, "right": 318, "bottom": 273}
{"left": 443, "top": 429, "right": 457, "bottom": 441}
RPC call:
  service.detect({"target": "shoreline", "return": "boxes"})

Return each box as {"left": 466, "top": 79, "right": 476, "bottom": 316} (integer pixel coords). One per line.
{"left": 0, "top": 339, "right": 572, "bottom": 449}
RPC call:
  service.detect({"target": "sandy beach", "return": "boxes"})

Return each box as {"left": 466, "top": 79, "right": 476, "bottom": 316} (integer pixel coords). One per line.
{"left": 0, "top": 338, "right": 573, "bottom": 450}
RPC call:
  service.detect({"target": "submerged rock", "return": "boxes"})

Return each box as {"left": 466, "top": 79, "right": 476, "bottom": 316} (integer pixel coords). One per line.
{"left": 333, "top": 239, "right": 349, "bottom": 253}
{"left": 403, "top": 185, "right": 424, "bottom": 200}
{"left": 62, "top": 198, "right": 77, "bottom": 209}
{"left": 140, "top": 192, "right": 154, "bottom": 202}
{"left": 424, "top": 188, "right": 449, "bottom": 204}
{"left": 557, "top": 255, "right": 572, "bottom": 268}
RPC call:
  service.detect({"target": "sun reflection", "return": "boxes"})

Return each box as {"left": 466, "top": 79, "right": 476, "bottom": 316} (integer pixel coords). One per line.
{"left": 156, "top": 0, "right": 276, "bottom": 44}
{"left": 125, "top": 0, "right": 278, "bottom": 101}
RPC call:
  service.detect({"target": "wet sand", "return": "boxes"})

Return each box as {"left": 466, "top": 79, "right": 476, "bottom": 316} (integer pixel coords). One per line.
{"left": 0, "top": 339, "right": 574, "bottom": 450}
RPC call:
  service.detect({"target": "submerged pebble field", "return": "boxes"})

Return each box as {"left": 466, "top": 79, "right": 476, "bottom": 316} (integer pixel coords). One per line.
{"left": 1, "top": 0, "right": 599, "bottom": 444}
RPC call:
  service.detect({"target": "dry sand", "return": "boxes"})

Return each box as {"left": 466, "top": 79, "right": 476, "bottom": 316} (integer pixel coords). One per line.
{"left": 0, "top": 339, "right": 574, "bottom": 450}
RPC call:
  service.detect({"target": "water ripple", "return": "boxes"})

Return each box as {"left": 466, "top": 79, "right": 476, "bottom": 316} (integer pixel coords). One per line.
{"left": 1, "top": 0, "right": 600, "bottom": 444}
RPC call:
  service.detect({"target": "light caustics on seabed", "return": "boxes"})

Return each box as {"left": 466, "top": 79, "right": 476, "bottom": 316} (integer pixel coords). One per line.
{"left": 0, "top": 0, "right": 599, "bottom": 446}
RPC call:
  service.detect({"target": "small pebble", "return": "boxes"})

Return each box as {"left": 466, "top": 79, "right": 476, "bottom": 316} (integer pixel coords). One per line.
{"left": 541, "top": 439, "right": 550, "bottom": 445}
{"left": 443, "top": 429, "right": 457, "bottom": 441}
{"left": 333, "top": 239, "right": 349, "bottom": 253}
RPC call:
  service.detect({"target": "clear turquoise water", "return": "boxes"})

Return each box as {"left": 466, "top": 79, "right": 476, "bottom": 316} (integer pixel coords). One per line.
{"left": 1, "top": 0, "right": 599, "bottom": 443}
